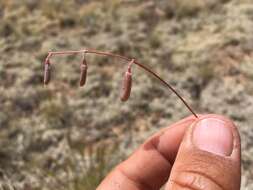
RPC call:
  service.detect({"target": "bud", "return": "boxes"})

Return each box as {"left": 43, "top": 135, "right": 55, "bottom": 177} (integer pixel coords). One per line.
{"left": 120, "top": 60, "right": 134, "bottom": 102}
{"left": 44, "top": 60, "right": 51, "bottom": 85}
{"left": 79, "top": 55, "right": 88, "bottom": 87}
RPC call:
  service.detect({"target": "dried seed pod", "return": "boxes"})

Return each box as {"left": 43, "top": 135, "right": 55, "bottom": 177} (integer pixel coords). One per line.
{"left": 43, "top": 60, "right": 51, "bottom": 85}
{"left": 79, "top": 55, "right": 88, "bottom": 87}
{"left": 120, "top": 60, "right": 134, "bottom": 102}
{"left": 79, "top": 64, "right": 88, "bottom": 87}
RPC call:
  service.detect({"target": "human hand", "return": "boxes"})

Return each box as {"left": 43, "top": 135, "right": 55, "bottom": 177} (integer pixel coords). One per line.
{"left": 97, "top": 114, "right": 241, "bottom": 190}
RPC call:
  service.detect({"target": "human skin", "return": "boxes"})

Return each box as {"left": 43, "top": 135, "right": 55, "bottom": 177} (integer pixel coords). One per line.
{"left": 97, "top": 114, "right": 241, "bottom": 190}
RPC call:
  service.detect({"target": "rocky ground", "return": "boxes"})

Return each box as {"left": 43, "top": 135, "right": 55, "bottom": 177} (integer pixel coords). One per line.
{"left": 0, "top": 0, "right": 252, "bottom": 189}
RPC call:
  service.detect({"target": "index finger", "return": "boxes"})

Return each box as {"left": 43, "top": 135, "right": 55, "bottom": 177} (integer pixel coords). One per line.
{"left": 97, "top": 115, "right": 198, "bottom": 190}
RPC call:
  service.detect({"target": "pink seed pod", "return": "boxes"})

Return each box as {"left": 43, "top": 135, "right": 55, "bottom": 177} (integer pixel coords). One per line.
{"left": 79, "top": 55, "right": 88, "bottom": 87}
{"left": 43, "top": 60, "right": 51, "bottom": 85}
{"left": 120, "top": 60, "right": 134, "bottom": 102}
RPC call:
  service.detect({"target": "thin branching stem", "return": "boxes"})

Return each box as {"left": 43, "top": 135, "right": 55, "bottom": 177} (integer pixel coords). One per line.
{"left": 45, "top": 49, "right": 198, "bottom": 118}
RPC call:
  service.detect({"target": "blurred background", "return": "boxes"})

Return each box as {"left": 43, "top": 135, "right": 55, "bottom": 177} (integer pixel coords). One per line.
{"left": 0, "top": 0, "right": 252, "bottom": 189}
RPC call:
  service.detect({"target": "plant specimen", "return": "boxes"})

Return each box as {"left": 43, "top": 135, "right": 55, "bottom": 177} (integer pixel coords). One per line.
{"left": 43, "top": 49, "right": 198, "bottom": 118}
{"left": 120, "top": 59, "right": 134, "bottom": 102}
{"left": 79, "top": 53, "right": 88, "bottom": 87}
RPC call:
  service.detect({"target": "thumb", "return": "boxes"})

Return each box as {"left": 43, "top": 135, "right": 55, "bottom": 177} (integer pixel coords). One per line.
{"left": 166, "top": 114, "right": 241, "bottom": 190}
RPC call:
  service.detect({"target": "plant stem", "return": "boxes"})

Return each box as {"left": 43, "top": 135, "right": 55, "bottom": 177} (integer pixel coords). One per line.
{"left": 45, "top": 49, "right": 198, "bottom": 118}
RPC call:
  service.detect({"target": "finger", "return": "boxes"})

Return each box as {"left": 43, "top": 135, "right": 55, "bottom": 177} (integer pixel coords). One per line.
{"left": 166, "top": 114, "right": 241, "bottom": 190}
{"left": 97, "top": 115, "right": 198, "bottom": 190}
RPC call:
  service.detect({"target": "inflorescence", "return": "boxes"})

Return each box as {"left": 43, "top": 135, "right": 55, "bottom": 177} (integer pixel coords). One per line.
{"left": 43, "top": 49, "right": 198, "bottom": 118}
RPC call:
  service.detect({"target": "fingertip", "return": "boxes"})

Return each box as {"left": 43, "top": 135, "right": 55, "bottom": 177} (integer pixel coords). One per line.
{"left": 193, "top": 114, "right": 241, "bottom": 159}
{"left": 166, "top": 114, "right": 241, "bottom": 190}
{"left": 193, "top": 117, "right": 234, "bottom": 156}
